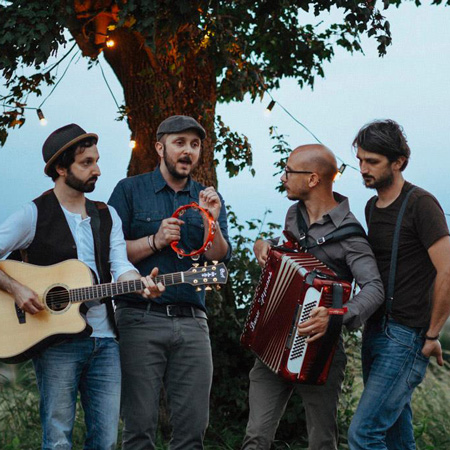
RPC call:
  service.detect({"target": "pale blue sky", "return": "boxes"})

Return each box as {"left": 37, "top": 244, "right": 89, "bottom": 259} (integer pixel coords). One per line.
{"left": 1, "top": 2, "right": 449, "bottom": 237}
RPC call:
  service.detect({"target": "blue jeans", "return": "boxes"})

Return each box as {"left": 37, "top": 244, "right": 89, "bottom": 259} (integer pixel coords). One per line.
{"left": 348, "top": 319, "right": 429, "bottom": 450}
{"left": 116, "top": 306, "right": 213, "bottom": 450}
{"left": 32, "top": 337, "right": 121, "bottom": 450}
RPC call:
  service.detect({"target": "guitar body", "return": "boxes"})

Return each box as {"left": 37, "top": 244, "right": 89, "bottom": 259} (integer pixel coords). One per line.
{"left": 0, "top": 259, "right": 94, "bottom": 363}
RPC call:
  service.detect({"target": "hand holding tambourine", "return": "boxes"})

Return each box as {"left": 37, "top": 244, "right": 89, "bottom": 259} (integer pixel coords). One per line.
{"left": 153, "top": 187, "right": 220, "bottom": 258}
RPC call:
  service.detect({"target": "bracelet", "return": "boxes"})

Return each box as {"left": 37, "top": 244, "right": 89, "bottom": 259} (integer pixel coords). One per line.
{"left": 147, "top": 235, "right": 157, "bottom": 253}
{"left": 424, "top": 334, "right": 439, "bottom": 341}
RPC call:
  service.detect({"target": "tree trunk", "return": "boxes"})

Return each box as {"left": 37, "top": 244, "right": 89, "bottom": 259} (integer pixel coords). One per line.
{"left": 102, "top": 28, "right": 218, "bottom": 186}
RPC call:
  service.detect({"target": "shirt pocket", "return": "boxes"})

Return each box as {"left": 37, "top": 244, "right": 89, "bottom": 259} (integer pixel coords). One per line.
{"left": 131, "top": 211, "right": 164, "bottom": 238}
{"left": 184, "top": 215, "right": 205, "bottom": 253}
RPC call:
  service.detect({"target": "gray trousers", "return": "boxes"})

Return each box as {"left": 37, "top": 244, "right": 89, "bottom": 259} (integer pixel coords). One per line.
{"left": 116, "top": 307, "right": 213, "bottom": 450}
{"left": 242, "top": 340, "right": 347, "bottom": 450}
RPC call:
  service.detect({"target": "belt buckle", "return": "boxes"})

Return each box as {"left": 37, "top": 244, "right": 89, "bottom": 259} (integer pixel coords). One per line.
{"left": 166, "top": 305, "right": 176, "bottom": 317}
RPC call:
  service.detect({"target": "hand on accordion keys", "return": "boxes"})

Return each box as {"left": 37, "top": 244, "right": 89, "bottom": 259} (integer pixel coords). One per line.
{"left": 297, "top": 306, "right": 330, "bottom": 343}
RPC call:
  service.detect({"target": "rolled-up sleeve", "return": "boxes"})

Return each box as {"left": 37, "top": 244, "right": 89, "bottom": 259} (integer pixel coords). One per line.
{"left": 107, "top": 205, "right": 138, "bottom": 280}
{"left": 217, "top": 193, "right": 232, "bottom": 263}
{"left": 342, "top": 236, "right": 385, "bottom": 330}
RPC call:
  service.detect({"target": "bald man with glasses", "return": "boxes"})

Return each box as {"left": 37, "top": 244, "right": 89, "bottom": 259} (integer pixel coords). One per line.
{"left": 241, "top": 144, "right": 384, "bottom": 450}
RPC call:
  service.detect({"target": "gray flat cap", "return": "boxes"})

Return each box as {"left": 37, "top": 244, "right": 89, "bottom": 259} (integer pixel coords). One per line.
{"left": 156, "top": 115, "right": 206, "bottom": 141}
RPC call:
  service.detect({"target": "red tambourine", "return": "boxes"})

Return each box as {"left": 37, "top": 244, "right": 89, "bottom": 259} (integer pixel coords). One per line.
{"left": 170, "top": 202, "right": 216, "bottom": 258}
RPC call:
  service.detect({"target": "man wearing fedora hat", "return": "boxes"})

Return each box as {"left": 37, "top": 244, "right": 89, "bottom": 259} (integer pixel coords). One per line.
{"left": 0, "top": 123, "right": 164, "bottom": 449}
{"left": 109, "top": 115, "right": 232, "bottom": 449}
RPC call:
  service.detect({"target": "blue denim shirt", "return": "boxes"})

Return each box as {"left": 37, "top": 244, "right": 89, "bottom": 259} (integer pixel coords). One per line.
{"left": 108, "top": 166, "right": 231, "bottom": 311}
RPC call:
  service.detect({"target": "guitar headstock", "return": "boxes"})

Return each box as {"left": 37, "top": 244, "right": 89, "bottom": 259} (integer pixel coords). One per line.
{"left": 184, "top": 262, "right": 228, "bottom": 287}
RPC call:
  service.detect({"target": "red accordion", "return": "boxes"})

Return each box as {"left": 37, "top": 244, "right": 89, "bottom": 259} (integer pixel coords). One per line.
{"left": 241, "top": 245, "right": 352, "bottom": 385}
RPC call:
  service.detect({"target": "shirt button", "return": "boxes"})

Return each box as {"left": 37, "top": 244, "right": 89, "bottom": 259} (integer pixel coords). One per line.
{"left": 147, "top": 218, "right": 151, "bottom": 221}
{"left": 72, "top": 245, "right": 76, "bottom": 249}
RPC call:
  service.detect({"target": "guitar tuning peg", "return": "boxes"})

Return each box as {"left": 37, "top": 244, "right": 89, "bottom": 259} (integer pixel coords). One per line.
{"left": 196, "top": 287, "right": 202, "bottom": 292}
{"left": 215, "top": 285, "right": 221, "bottom": 291}
{"left": 204, "top": 286, "right": 212, "bottom": 291}
{"left": 212, "top": 260, "right": 218, "bottom": 265}
{"left": 192, "top": 263, "right": 199, "bottom": 268}
{"left": 204, "top": 262, "right": 208, "bottom": 267}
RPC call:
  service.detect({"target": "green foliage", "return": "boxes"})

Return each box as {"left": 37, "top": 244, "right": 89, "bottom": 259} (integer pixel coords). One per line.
{"left": 270, "top": 126, "right": 293, "bottom": 193}
{"left": 214, "top": 116, "right": 254, "bottom": 178}
{"left": 0, "top": 0, "right": 399, "bottom": 145}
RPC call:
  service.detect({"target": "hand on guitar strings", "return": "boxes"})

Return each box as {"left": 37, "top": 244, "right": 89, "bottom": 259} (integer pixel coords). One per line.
{"left": 297, "top": 306, "right": 330, "bottom": 343}
{"left": 140, "top": 267, "right": 165, "bottom": 299}
{"left": 13, "top": 282, "right": 45, "bottom": 315}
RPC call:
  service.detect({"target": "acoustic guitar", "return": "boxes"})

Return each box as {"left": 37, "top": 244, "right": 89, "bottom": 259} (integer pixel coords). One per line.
{"left": 0, "top": 259, "right": 228, "bottom": 364}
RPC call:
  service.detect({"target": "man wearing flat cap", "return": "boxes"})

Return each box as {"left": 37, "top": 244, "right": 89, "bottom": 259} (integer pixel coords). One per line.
{"left": 109, "top": 115, "right": 232, "bottom": 449}
{"left": 0, "top": 124, "right": 163, "bottom": 449}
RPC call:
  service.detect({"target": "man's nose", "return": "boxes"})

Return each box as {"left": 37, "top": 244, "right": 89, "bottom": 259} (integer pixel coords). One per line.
{"left": 93, "top": 163, "right": 101, "bottom": 176}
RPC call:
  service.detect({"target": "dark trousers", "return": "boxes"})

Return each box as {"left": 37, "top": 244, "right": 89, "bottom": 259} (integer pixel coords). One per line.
{"left": 116, "top": 307, "right": 213, "bottom": 450}
{"left": 242, "top": 340, "right": 347, "bottom": 450}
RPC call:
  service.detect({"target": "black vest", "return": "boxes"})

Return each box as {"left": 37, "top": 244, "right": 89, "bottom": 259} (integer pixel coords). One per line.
{"left": 24, "top": 189, "right": 116, "bottom": 334}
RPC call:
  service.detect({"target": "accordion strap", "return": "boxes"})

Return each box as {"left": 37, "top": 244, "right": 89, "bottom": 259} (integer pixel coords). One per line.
{"left": 296, "top": 203, "right": 367, "bottom": 249}
{"left": 305, "top": 279, "right": 345, "bottom": 382}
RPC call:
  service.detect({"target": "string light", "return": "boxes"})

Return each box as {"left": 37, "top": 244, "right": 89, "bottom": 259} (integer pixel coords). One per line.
{"left": 263, "top": 91, "right": 359, "bottom": 174}
{"left": 105, "top": 38, "right": 115, "bottom": 48}
{"left": 129, "top": 137, "right": 137, "bottom": 149}
{"left": 266, "top": 100, "right": 276, "bottom": 112}
{"left": 36, "top": 108, "right": 47, "bottom": 126}
{"left": 334, "top": 164, "right": 346, "bottom": 181}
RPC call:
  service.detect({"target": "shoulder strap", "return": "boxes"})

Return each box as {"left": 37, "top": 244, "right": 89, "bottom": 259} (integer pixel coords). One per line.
{"left": 385, "top": 186, "right": 417, "bottom": 314}
{"left": 307, "top": 223, "right": 367, "bottom": 249}
{"left": 295, "top": 202, "right": 309, "bottom": 248}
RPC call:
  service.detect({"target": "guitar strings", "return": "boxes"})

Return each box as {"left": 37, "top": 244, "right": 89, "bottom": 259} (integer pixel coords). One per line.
{"left": 41, "top": 270, "right": 217, "bottom": 308}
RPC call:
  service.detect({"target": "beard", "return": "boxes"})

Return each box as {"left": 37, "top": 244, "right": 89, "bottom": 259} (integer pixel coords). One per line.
{"left": 163, "top": 145, "right": 196, "bottom": 180}
{"left": 362, "top": 170, "right": 394, "bottom": 190}
{"left": 65, "top": 169, "right": 97, "bottom": 193}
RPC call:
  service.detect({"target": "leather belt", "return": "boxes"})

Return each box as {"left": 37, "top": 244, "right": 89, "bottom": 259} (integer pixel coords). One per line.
{"left": 119, "top": 301, "right": 207, "bottom": 319}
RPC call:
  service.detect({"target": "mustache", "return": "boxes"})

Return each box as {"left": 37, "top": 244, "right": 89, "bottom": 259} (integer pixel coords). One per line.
{"left": 178, "top": 157, "right": 192, "bottom": 164}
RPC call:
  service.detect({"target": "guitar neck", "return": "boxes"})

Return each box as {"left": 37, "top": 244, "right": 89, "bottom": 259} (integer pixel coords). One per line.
{"left": 69, "top": 273, "right": 183, "bottom": 303}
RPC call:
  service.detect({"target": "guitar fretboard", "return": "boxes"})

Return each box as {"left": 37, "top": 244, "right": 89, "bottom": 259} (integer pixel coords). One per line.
{"left": 69, "top": 273, "right": 184, "bottom": 303}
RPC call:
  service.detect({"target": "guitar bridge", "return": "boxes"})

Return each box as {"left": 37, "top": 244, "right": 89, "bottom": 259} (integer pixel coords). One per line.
{"left": 15, "top": 304, "right": 26, "bottom": 324}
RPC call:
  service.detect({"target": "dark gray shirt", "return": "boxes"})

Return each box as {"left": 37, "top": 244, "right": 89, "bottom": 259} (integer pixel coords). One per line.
{"left": 269, "top": 192, "right": 384, "bottom": 330}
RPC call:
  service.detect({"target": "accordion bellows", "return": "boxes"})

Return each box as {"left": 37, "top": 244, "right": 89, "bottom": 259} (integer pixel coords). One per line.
{"left": 241, "top": 248, "right": 352, "bottom": 385}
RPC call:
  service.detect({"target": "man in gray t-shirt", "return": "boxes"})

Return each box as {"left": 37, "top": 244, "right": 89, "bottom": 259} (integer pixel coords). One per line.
{"left": 241, "top": 144, "right": 384, "bottom": 450}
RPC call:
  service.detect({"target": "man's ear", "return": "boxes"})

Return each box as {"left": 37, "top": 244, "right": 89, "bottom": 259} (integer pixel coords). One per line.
{"left": 55, "top": 165, "right": 66, "bottom": 177}
{"left": 393, "top": 156, "right": 406, "bottom": 171}
{"left": 155, "top": 141, "right": 164, "bottom": 158}
{"left": 308, "top": 172, "right": 320, "bottom": 188}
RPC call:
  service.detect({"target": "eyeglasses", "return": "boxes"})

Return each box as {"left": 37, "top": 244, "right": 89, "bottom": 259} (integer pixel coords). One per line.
{"left": 283, "top": 168, "right": 313, "bottom": 179}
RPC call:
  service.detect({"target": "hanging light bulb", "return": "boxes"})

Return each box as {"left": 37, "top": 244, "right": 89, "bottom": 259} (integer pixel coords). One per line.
{"left": 105, "top": 38, "right": 115, "bottom": 48}
{"left": 36, "top": 109, "right": 47, "bottom": 126}
{"left": 129, "top": 137, "right": 136, "bottom": 149}
{"left": 266, "top": 100, "right": 276, "bottom": 112}
{"left": 334, "top": 164, "right": 346, "bottom": 181}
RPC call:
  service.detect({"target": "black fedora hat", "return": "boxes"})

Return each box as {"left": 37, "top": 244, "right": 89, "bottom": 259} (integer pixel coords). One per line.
{"left": 42, "top": 124, "right": 98, "bottom": 175}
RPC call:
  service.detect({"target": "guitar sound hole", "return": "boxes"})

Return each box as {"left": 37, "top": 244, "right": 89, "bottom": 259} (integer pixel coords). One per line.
{"left": 46, "top": 286, "right": 70, "bottom": 312}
